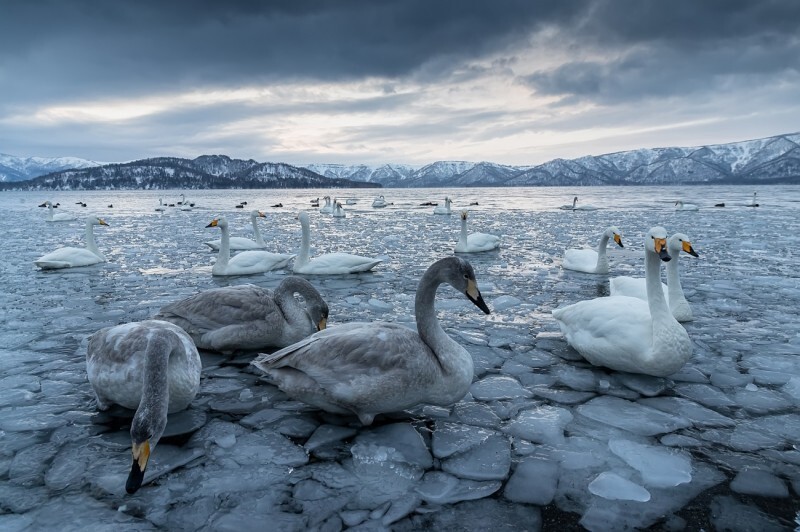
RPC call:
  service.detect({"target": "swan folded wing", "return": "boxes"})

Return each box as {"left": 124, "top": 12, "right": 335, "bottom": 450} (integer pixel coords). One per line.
{"left": 307, "top": 253, "right": 382, "bottom": 273}
{"left": 609, "top": 276, "right": 668, "bottom": 301}
{"left": 563, "top": 248, "right": 598, "bottom": 272}
{"left": 35, "top": 247, "right": 103, "bottom": 268}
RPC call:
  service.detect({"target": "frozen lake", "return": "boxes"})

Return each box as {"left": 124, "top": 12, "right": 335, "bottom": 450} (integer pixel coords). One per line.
{"left": 1, "top": 185, "right": 799, "bottom": 530}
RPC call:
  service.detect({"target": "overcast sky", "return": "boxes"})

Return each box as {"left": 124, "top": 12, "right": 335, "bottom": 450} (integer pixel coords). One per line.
{"left": 2, "top": 0, "right": 799, "bottom": 166}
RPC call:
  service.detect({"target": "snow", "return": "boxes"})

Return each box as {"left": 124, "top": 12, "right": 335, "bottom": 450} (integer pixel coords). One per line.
{"left": 1, "top": 185, "right": 799, "bottom": 529}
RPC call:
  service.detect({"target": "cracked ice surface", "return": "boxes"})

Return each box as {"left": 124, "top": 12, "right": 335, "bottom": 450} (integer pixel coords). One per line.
{"left": 1, "top": 186, "right": 799, "bottom": 530}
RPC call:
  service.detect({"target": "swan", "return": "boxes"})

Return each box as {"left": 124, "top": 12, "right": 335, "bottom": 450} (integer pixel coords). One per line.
{"left": 319, "top": 196, "right": 334, "bottom": 214}
{"left": 86, "top": 320, "right": 201, "bottom": 494}
{"left": 560, "top": 196, "right": 599, "bottom": 211}
{"left": 153, "top": 279, "right": 329, "bottom": 353}
{"left": 454, "top": 211, "right": 500, "bottom": 253}
{"left": 345, "top": 198, "right": 358, "bottom": 205}
{"left": 372, "top": 195, "right": 388, "bottom": 208}
{"left": 559, "top": 197, "right": 579, "bottom": 210}
{"left": 675, "top": 201, "right": 699, "bottom": 211}
{"left": 610, "top": 233, "right": 699, "bottom": 321}
{"left": 553, "top": 227, "right": 692, "bottom": 377}
{"left": 292, "top": 211, "right": 382, "bottom": 274}
{"left": 205, "top": 210, "right": 268, "bottom": 251}
{"left": 180, "top": 194, "right": 192, "bottom": 211}
{"left": 332, "top": 201, "right": 346, "bottom": 218}
{"left": 433, "top": 197, "right": 453, "bottom": 215}
{"left": 39, "top": 200, "right": 75, "bottom": 222}
{"left": 206, "top": 217, "right": 295, "bottom": 276}
{"left": 34, "top": 216, "right": 109, "bottom": 269}
{"left": 155, "top": 198, "right": 166, "bottom": 212}
{"left": 251, "top": 256, "right": 491, "bottom": 425}
{"left": 562, "top": 226, "right": 624, "bottom": 274}
{"left": 746, "top": 191, "right": 759, "bottom": 207}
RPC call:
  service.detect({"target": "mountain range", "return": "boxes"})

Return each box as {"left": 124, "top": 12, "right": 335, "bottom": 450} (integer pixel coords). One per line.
{"left": 2, "top": 131, "right": 799, "bottom": 190}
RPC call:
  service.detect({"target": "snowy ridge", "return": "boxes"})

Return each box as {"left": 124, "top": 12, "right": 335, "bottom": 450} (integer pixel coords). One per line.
{"left": 0, "top": 153, "right": 104, "bottom": 182}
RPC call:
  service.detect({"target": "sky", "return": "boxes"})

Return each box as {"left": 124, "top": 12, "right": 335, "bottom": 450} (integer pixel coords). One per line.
{"left": 1, "top": 0, "right": 799, "bottom": 167}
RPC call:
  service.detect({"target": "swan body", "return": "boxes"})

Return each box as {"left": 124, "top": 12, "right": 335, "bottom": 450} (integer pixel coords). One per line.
{"left": 154, "top": 279, "right": 329, "bottom": 353}
{"left": 560, "top": 196, "right": 598, "bottom": 211}
{"left": 345, "top": 198, "right": 358, "bottom": 205}
{"left": 675, "top": 201, "right": 699, "bottom": 211}
{"left": 40, "top": 200, "right": 75, "bottom": 222}
{"left": 746, "top": 192, "right": 759, "bottom": 207}
{"left": 179, "top": 194, "right": 192, "bottom": 211}
{"left": 454, "top": 211, "right": 500, "bottom": 253}
{"left": 205, "top": 210, "right": 268, "bottom": 251}
{"left": 155, "top": 198, "right": 166, "bottom": 212}
{"left": 372, "top": 195, "right": 388, "bottom": 208}
{"left": 35, "top": 216, "right": 109, "bottom": 269}
{"left": 332, "top": 201, "right": 346, "bottom": 218}
{"left": 553, "top": 227, "right": 692, "bottom": 377}
{"left": 252, "top": 256, "right": 491, "bottom": 425}
{"left": 319, "top": 196, "right": 334, "bottom": 214}
{"left": 206, "top": 217, "right": 295, "bottom": 276}
{"left": 86, "top": 320, "right": 201, "bottom": 493}
{"left": 292, "top": 212, "right": 381, "bottom": 274}
{"left": 433, "top": 197, "right": 452, "bottom": 215}
{"left": 559, "top": 197, "right": 579, "bottom": 210}
{"left": 562, "top": 226, "right": 623, "bottom": 274}
{"left": 610, "top": 233, "right": 699, "bottom": 321}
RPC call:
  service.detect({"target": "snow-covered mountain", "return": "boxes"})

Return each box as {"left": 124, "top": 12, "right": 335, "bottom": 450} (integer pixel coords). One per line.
{"left": 0, "top": 153, "right": 104, "bottom": 182}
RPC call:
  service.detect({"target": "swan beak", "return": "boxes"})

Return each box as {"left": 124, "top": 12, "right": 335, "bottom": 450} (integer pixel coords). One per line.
{"left": 258, "top": 211, "right": 266, "bottom": 217}
{"left": 654, "top": 238, "right": 671, "bottom": 262}
{"left": 466, "top": 279, "right": 491, "bottom": 314}
{"left": 317, "top": 317, "right": 327, "bottom": 331}
{"left": 614, "top": 234, "right": 624, "bottom": 248}
{"left": 683, "top": 241, "right": 699, "bottom": 257}
{"left": 126, "top": 440, "right": 151, "bottom": 494}
{"left": 98, "top": 218, "right": 109, "bottom": 226}
{"left": 206, "top": 219, "right": 219, "bottom": 228}
{"left": 38, "top": 202, "right": 47, "bottom": 207}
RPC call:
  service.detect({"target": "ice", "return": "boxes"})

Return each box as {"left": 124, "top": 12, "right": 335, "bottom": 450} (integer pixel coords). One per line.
{"left": 354, "top": 423, "right": 432, "bottom": 469}
{"left": 305, "top": 424, "right": 359, "bottom": 452}
{"left": 440, "top": 433, "right": 511, "bottom": 480}
{"left": 431, "top": 421, "right": 495, "bottom": 458}
{"left": 503, "top": 458, "right": 559, "bottom": 505}
{"left": 608, "top": 439, "right": 692, "bottom": 488}
{"left": 673, "top": 383, "right": 737, "bottom": 408}
{"left": 414, "top": 471, "right": 502, "bottom": 505}
{"left": 504, "top": 405, "right": 574, "bottom": 445}
{"left": 638, "top": 396, "right": 735, "bottom": 427}
{"left": 710, "top": 495, "right": 787, "bottom": 532}
{"left": 469, "top": 375, "right": 532, "bottom": 400}
{"left": 730, "top": 469, "right": 790, "bottom": 497}
{"left": 587, "top": 471, "right": 651, "bottom": 502}
{"left": 784, "top": 376, "right": 800, "bottom": 404}
{"left": 576, "top": 396, "right": 690, "bottom": 436}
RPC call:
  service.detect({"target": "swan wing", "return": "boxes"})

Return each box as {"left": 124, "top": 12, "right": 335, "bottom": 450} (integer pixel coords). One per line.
{"left": 226, "top": 251, "right": 296, "bottom": 273}
{"left": 465, "top": 232, "right": 500, "bottom": 251}
{"left": 35, "top": 247, "right": 103, "bottom": 268}
{"left": 205, "top": 237, "right": 264, "bottom": 251}
{"left": 563, "top": 248, "right": 599, "bottom": 273}
{"left": 609, "top": 276, "right": 669, "bottom": 301}
{"left": 302, "top": 253, "right": 381, "bottom": 274}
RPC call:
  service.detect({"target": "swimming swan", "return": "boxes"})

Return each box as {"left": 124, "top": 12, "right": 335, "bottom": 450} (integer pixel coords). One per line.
{"left": 433, "top": 197, "right": 453, "bottom": 215}
{"left": 675, "top": 201, "right": 699, "bottom": 211}
{"left": 746, "top": 191, "right": 759, "bottom": 207}
{"left": 332, "top": 201, "right": 346, "bottom": 218}
{"left": 552, "top": 227, "right": 692, "bottom": 377}
{"left": 292, "top": 211, "right": 382, "bottom": 274}
{"left": 454, "top": 211, "right": 500, "bottom": 253}
{"left": 559, "top": 197, "right": 579, "bottom": 210}
{"left": 34, "top": 216, "right": 109, "bottom": 269}
{"left": 39, "top": 200, "right": 75, "bottom": 222}
{"left": 205, "top": 210, "right": 268, "bottom": 251}
{"left": 153, "top": 279, "right": 329, "bottom": 353}
{"left": 319, "top": 196, "right": 334, "bottom": 214}
{"left": 372, "top": 195, "right": 388, "bottom": 208}
{"left": 609, "top": 233, "right": 699, "bottom": 322}
{"left": 206, "top": 217, "right": 295, "bottom": 276}
{"left": 562, "top": 226, "right": 623, "bottom": 274}
{"left": 251, "top": 256, "right": 491, "bottom": 425}
{"left": 86, "top": 320, "right": 201, "bottom": 494}
{"left": 155, "top": 198, "right": 166, "bottom": 212}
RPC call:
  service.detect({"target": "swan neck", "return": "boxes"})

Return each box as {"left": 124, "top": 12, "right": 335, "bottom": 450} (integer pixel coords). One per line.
{"left": 252, "top": 215, "right": 265, "bottom": 246}
{"left": 414, "top": 268, "right": 461, "bottom": 374}
{"left": 645, "top": 249, "right": 671, "bottom": 321}
{"left": 135, "top": 333, "right": 173, "bottom": 442}
{"left": 459, "top": 218, "right": 468, "bottom": 244}
{"left": 665, "top": 253, "right": 686, "bottom": 303}
{"left": 297, "top": 218, "right": 311, "bottom": 266}
{"left": 85, "top": 221, "right": 100, "bottom": 255}
{"left": 595, "top": 233, "right": 610, "bottom": 268}
{"left": 217, "top": 224, "right": 231, "bottom": 267}
{"left": 274, "top": 278, "right": 313, "bottom": 329}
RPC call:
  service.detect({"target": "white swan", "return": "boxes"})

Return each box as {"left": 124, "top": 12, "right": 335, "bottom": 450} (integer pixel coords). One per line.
{"left": 372, "top": 195, "right": 388, "bottom": 208}
{"left": 675, "top": 201, "right": 699, "bottom": 211}
{"left": 39, "top": 200, "right": 75, "bottom": 222}
{"left": 560, "top": 196, "right": 598, "bottom": 211}
{"left": 559, "top": 197, "right": 579, "bottom": 210}
{"left": 454, "top": 211, "right": 500, "bottom": 253}
{"left": 433, "top": 197, "right": 453, "bottom": 215}
{"left": 86, "top": 320, "right": 201, "bottom": 494}
{"left": 292, "top": 211, "right": 382, "bottom": 274}
{"left": 746, "top": 191, "right": 760, "bottom": 207}
{"left": 609, "top": 233, "right": 699, "bottom": 322}
{"left": 155, "top": 198, "right": 166, "bottom": 212}
{"left": 252, "top": 256, "right": 491, "bottom": 425}
{"left": 179, "top": 194, "right": 192, "bottom": 211}
{"left": 205, "top": 210, "right": 268, "bottom": 251}
{"left": 553, "top": 227, "right": 692, "bottom": 377}
{"left": 332, "top": 201, "right": 346, "bottom": 218}
{"left": 345, "top": 198, "right": 358, "bottom": 205}
{"left": 34, "top": 216, "right": 109, "bottom": 269}
{"left": 206, "top": 217, "right": 295, "bottom": 276}
{"left": 154, "top": 279, "right": 329, "bottom": 353}
{"left": 319, "top": 196, "right": 334, "bottom": 214}
{"left": 562, "top": 226, "right": 624, "bottom": 274}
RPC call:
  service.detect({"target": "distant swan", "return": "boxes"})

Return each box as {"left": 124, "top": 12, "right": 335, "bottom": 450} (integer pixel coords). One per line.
{"left": 34, "top": 216, "right": 109, "bottom": 269}
{"left": 87, "top": 320, "right": 201, "bottom": 494}
{"left": 553, "top": 227, "right": 692, "bottom": 377}
{"left": 319, "top": 196, "right": 334, "bottom": 214}
{"left": 560, "top": 196, "right": 598, "bottom": 211}
{"left": 252, "top": 256, "right": 491, "bottom": 425}
{"left": 155, "top": 198, "right": 166, "bottom": 212}
{"left": 562, "top": 226, "right": 623, "bottom": 274}
{"left": 454, "top": 211, "right": 500, "bottom": 253}
{"left": 746, "top": 191, "right": 759, "bottom": 207}
{"left": 345, "top": 198, "right": 358, "bottom": 205}
{"left": 292, "top": 211, "right": 382, "bottom": 274}
{"left": 332, "top": 201, "right": 346, "bottom": 218}
{"left": 372, "top": 195, "right": 388, "bottom": 208}
{"left": 610, "top": 233, "right": 700, "bottom": 322}
{"left": 179, "top": 194, "right": 192, "bottom": 211}
{"left": 433, "top": 197, "right": 453, "bottom": 215}
{"left": 559, "top": 197, "right": 579, "bottom": 210}
{"left": 205, "top": 210, "right": 268, "bottom": 251}
{"left": 40, "top": 200, "right": 75, "bottom": 222}
{"left": 675, "top": 201, "right": 699, "bottom": 211}
{"left": 206, "top": 217, "right": 295, "bottom": 276}
{"left": 153, "top": 279, "right": 329, "bottom": 353}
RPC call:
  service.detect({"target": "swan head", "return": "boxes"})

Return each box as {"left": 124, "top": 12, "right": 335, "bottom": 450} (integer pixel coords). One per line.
{"left": 251, "top": 210, "right": 266, "bottom": 218}
{"left": 647, "top": 227, "right": 671, "bottom": 262}
{"left": 127, "top": 408, "right": 167, "bottom": 494}
{"left": 605, "top": 226, "right": 624, "bottom": 248}
{"left": 87, "top": 216, "right": 108, "bottom": 227}
{"left": 298, "top": 211, "right": 310, "bottom": 227}
{"left": 206, "top": 217, "right": 228, "bottom": 229}
{"left": 461, "top": 210, "right": 468, "bottom": 220}
{"left": 435, "top": 256, "right": 491, "bottom": 314}
{"left": 668, "top": 233, "right": 699, "bottom": 257}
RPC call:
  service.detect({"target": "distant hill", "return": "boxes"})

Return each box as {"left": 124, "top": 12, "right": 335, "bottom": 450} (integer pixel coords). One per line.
{"left": 0, "top": 153, "right": 104, "bottom": 182}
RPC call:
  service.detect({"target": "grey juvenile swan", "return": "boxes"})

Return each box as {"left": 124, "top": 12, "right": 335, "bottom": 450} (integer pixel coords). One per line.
{"left": 154, "top": 279, "right": 329, "bottom": 353}
{"left": 86, "top": 320, "right": 201, "bottom": 494}
{"left": 251, "top": 256, "right": 491, "bottom": 425}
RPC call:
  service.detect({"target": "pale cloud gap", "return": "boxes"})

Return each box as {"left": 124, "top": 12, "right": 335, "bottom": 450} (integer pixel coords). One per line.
{"left": 1, "top": 1, "right": 799, "bottom": 165}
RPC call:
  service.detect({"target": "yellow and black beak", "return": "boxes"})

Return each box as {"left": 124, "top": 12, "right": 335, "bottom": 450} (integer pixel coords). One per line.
{"left": 98, "top": 218, "right": 109, "bottom": 226}
{"left": 258, "top": 211, "right": 266, "bottom": 217}
{"left": 317, "top": 317, "right": 327, "bottom": 331}
{"left": 683, "top": 240, "right": 699, "bottom": 258}
{"left": 654, "top": 237, "right": 671, "bottom": 262}
{"left": 206, "top": 219, "right": 219, "bottom": 228}
{"left": 466, "top": 279, "right": 491, "bottom": 314}
{"left": 614, "top": 233, "right": 624, "bottom": 248}
{"left": 126, "top": 440, "right": 151, "bottom": 494}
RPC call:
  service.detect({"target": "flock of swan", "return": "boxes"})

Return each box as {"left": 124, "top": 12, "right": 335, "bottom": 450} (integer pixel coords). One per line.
{"left": 33, "top": 193, "right": 715, "bottom": 495}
